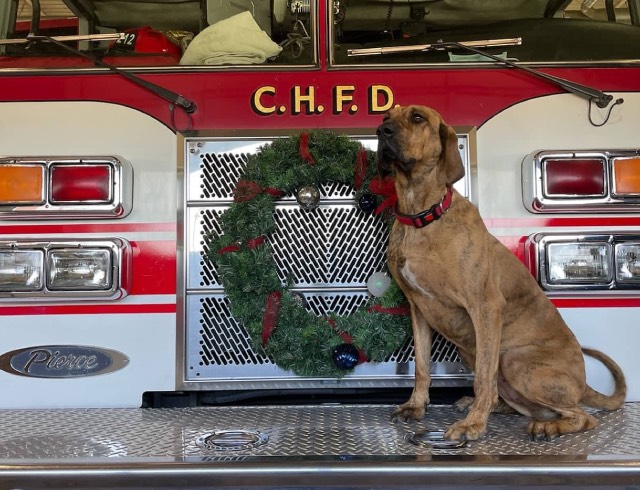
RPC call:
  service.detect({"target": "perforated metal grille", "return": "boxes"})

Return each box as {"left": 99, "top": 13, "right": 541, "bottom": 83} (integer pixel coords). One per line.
{"left": 188, "top": 293, "right": 460, "bottom": 372}
{"left": 195, "top": 205, "right": 389, "bottom": 288}
{"left": 197, "top": 151, "right": 251, "bottom": 201}
{"left": 184, "top": 138, "right": 466, "bottom": 385}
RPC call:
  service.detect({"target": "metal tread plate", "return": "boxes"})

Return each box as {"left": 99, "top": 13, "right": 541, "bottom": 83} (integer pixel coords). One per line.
{"left": 2, "top": 403, "right": 640, "bottom": 487}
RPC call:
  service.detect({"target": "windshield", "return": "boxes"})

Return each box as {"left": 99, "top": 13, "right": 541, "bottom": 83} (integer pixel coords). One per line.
{"left": 0, "top": 0, "right": 314, "bottom": 69}
{"left": 333, "top": 0, "right": 640, "bottom": 65}
{"left": 2, "top": 0, "right": 639, "bottom": 70}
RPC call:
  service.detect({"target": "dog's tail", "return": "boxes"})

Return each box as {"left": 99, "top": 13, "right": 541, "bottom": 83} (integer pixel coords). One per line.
{"left": 579, "top": 348, "right": 626, "bottom": 410}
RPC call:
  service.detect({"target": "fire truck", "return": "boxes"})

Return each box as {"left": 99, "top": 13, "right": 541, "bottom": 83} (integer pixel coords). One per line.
{"left": 1, "top": 0, "right": 640, "bottom": 487}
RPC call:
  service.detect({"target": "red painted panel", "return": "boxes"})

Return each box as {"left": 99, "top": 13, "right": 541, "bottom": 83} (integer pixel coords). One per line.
{"left": 2, "top": 67, "right": 639, "bottom": 131}
{"left": 128, "top": 241, "right": 176, "bottom": 295}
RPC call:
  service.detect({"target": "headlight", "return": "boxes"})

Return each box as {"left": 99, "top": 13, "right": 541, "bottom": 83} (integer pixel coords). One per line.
{"left": 527, "top": 234, "right": 640, "bottom": 291}
{"left": 47, "top": 249, "right": 112, "bottom": 290}
{"left": 0, "top": 239, "right": 129, "bottom": 300}
{"left": 0, "top": 250, "right": 44, "bottom": 291}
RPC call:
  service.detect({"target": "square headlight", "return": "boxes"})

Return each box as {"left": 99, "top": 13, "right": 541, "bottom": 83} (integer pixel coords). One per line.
{"left": 47, "top": 249, "right": 112, "bottom": 290}
{"left": 0, "top": 250, "right": 44, "bottom": 291}
{"left": 546, "top": 242, "right": 612, "bottom": 285}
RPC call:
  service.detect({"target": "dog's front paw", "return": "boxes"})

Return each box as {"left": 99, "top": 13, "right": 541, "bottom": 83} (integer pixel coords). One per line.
{"left": 391, "top": 402, "right": 427, "bottom": 423}
{"left": 445, "top": 419, "right": 487, "bottom": 441}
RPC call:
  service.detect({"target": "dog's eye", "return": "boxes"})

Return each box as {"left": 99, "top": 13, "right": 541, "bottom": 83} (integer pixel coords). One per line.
{"left": 411, "top": 113, "right": 426, "bottom": 124}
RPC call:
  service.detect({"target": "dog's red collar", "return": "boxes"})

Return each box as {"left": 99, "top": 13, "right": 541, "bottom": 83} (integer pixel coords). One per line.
{"left": 394, "top": 186, "right": 453, "bottom": 228}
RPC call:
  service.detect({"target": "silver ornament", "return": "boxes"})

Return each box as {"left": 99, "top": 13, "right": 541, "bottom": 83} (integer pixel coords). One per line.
{"left": 296, "top": 185, "right": 320, "bottom": 210}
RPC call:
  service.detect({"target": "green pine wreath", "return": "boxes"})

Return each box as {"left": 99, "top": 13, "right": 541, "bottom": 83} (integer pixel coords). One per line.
{"left": 207, "top": 130, "right": 411, "bottom": 378}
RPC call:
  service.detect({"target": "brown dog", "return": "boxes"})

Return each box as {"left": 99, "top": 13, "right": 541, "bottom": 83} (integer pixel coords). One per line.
{"left": 376, "top": 104, "right": 626, "bottom": 441}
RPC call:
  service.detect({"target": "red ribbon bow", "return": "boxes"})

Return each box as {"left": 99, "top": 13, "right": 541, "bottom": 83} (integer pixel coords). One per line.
{"left": 369, "top": 175, "right": 398, "bottom": 216}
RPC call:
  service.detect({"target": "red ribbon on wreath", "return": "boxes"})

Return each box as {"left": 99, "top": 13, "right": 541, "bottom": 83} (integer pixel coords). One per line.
{"left": 233, "top": 180, "right": 284, "bottom": 202}
{"left": 262, "top": 291, "right": 282, "bottom": 346}
{"left": 298, "top": 132, "right": 316, "bottom": 165}
{"left": 354, "top": 146, "right": 367, "bottom": 191}
{"left": 217, "top": 235, "right": 266, "bottom": 255}
{"left": 368, "top": 304, "right": 411, "bottom": 316}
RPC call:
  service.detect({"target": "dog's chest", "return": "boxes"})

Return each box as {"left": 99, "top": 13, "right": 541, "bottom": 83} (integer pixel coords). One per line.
{"left": 398, "top": 261, "right": 434, "bottom": 299}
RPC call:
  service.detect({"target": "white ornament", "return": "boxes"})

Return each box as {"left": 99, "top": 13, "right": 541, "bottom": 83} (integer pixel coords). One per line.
{"left": 367, "top": 272, "right": 391, "bottom": 297}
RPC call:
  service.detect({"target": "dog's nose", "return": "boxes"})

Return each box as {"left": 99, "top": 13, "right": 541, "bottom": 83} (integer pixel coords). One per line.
{"left": 377, "top": 121, "right": 395, "bottom": 139}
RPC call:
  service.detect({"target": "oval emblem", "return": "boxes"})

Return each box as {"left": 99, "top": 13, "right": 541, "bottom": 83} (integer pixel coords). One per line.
{"left": 0, "top": 345, "right": 129, "bottom": 378}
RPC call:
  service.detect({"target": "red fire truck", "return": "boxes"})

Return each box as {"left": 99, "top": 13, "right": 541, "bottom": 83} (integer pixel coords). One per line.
{"left": 1, "top": 0, "right": 640, "bottom": 487}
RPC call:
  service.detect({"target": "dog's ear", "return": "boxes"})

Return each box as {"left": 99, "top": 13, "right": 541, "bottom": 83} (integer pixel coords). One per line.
{"left": 439, "top": 123, "right": 465, "bottom": 185}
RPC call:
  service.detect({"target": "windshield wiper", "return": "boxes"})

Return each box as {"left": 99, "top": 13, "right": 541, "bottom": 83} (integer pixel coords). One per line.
{"left": 348, "top": 38, "right": 620, "bottom": 111}
{"left": 6, "top": 33, "right": 197, "bottom": 123}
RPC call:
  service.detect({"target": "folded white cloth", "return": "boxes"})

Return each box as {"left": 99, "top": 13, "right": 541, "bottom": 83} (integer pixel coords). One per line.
{"left": 180, "top": 11, "right": 282, "bottom": 65}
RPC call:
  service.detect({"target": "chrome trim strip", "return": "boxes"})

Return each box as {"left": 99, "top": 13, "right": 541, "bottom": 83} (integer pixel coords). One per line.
{"left": 1, "top": 456, "right": 640, "bottom": 488}
{"left": 0, "top": 238, "right": 130, "bottom": 301}
{"left": 0, "top": 156, "right": 133, "bottom": 219}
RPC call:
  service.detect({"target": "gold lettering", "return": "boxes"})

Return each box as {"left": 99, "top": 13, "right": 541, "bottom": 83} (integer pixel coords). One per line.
{"left": 333, "top": 85, "right": 356, "bottom": 114}
{"left": 292, "top": 86, "right": 316, "bottom": 115}
{"left": 251, "top": 86, "right": 277, "bottom": 115}
{"left": 369, "top": 85, "right": 394, "bottom": 113}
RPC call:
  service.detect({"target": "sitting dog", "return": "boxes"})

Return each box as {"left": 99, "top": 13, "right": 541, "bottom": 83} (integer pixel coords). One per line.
{"left": 376, "top": 104, "right": 626, "bottom": 441}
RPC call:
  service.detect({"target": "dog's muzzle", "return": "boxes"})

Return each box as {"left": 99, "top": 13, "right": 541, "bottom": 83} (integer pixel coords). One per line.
{"left": 376, "top": 121, "right": 415, "bottom": 174}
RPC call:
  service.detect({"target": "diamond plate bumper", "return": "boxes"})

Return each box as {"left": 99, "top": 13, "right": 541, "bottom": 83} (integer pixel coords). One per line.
{"left": 1, "top": 403, "right": 640, "bottom": 488}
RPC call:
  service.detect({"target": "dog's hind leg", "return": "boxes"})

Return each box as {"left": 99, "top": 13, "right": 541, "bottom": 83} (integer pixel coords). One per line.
{"left": 500, "top": 347, "right": 596, "bottom": 440}
{"left": 392, "top": 302, "right": 432, "bottom": 422}
{"left": 528, "top": 408, "right": 597, "bottom": 441}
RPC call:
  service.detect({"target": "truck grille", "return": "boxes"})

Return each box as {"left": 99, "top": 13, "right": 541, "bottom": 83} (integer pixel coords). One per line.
{"left": 182, "top": 136, "right": 471, "bottom": 389}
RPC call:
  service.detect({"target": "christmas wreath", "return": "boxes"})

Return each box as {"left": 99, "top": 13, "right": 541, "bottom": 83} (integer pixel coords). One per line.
{"left": 207, "top": 130, "right": 411, "bottom": 378}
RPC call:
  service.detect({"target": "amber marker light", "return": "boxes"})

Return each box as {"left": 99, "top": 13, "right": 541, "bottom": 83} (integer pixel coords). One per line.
{"left": 612, "top": 157, "right": 640, "bottom": 196}
{"left": 0, "top": 164, "right": 45, "bottom": 204}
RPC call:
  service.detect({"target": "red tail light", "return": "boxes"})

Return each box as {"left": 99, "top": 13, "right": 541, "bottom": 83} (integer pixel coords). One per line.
{"left": 544, "top": 158, "right": 605, "bottom": 197}
{"left": 50, "top": 164, "right": 112, "bottom": 203}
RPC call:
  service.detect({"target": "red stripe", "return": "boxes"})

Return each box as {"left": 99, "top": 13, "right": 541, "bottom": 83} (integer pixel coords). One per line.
{"left": 485, "top": 217, "right": 640, "bottom": 228}
{"left": 552, "top": 298, "right": 640, "bottom": 308}
{"left": 0, "top": 304, "right": 175, "bottom": 316}
{"left": 0, "top": 298, "right": 636, "bottom": 315}
{"left": 0, "top": 223, "right": 175, "bottom": 234}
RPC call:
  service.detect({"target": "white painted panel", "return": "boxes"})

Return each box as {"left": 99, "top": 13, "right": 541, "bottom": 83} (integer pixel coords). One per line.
{"left": 560, "top": 307, "right": 639, "bottom": 402}
{"left": 0, "top": 313, "right": 176, "bottom": 408}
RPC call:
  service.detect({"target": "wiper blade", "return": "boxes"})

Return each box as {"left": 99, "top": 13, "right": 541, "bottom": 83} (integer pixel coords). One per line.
{"left": 0, "top": 33, "right": 122, "bottom": 45}
{"left": 348, "top": 37, "right": 522, "bottom": 57}
{"left": 348, "top": 38, "right": 616, "bottom": 109}
{"left": 20, "top": 34, "right": 197, "bottom": 116}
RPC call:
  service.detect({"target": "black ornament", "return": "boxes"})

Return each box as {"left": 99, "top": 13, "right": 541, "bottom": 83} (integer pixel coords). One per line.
{"left": 332, "top": 343, "right": 360, "bottom": 370}
{"left": 358, "top": 193, "right": 377, "bottom": 214}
